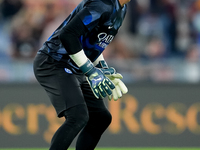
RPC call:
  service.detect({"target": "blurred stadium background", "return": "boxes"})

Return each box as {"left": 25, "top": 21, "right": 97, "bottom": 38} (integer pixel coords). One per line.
{"left": 0, "top": 0, "right": 200, "bottom": 149}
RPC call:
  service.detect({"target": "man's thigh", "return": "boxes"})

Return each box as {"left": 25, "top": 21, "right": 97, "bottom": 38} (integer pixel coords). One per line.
{"left": 34, "top": 53, "right": 86, "bottom": 117}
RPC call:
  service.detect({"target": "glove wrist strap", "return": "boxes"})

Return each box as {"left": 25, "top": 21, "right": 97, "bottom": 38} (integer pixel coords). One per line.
{"left": 96, "top": 60, "right": 108, "bottom": 68}
{"left": 79, "top": 59, "right": 95, "bottom": 76}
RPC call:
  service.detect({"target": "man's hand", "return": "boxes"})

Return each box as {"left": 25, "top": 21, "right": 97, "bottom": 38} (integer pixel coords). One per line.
{"left": 108, "top": 78, "right": 128, "bottom": 100}
{"left": 96, "top": 61, "right": 128, "bottom": 101}
{"left": 101, "top": 67, "right": 128, "bottom": 101}
{"left": 80, "top": 60, "right": 115, "bottom": 99}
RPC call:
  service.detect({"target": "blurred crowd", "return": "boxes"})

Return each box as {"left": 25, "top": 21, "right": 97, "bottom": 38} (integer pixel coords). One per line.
{"left": 0, "top": 0, "right": 200, "bottom": 82}
{"left": 110, "top": 0, "right": 200, "bottom": 61}
{"left": 0, "top": 0, "right": 80, "bottom": 59}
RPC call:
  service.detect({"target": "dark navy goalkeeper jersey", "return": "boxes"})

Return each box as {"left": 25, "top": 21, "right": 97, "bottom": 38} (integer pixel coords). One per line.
{"left": 39, "top": 0, "right": 127, "bottom": 71}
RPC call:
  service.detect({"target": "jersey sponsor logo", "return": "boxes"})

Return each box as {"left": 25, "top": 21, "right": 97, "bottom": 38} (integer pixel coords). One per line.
{"left": 64, "top": 68, "right": 73, "bottom": 74}
{"left": 97, "top": 32, "right": 114, "bottom": 49}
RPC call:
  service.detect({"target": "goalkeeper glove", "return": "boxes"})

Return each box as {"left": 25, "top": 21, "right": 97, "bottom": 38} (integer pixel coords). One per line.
{"left": 96, "top": 60, "right": 128, "bottom": 101}
{"left": 80, "top": 60, "right": 115, "bottom": 99}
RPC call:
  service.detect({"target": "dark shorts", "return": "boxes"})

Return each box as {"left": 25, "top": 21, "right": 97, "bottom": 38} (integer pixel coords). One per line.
{"left": 33, "top": 52, "right": 108, "bottom": 117}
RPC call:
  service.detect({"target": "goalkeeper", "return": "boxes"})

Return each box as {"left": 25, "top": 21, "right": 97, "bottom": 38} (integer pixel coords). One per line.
{"left": 33, "top": 0, "right": 129, "bottom": 149}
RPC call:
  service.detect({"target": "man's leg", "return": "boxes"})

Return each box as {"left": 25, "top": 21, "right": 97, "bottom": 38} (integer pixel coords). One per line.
{"left": 33, "top": 53, "right": 88, "bottom": 149}
{"left": 50, "top": 104, "right": 89, "bottom": 150}
{"left": 76, "top": 109, "right": 112, "bottom": 150}
{"left": 75, "top": 77, "right": 112, "bottom": 150}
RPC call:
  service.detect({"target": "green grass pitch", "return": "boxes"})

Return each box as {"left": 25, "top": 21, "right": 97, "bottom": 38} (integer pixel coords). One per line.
{"left": 1, "top": 148, "right": 200, "bottom": 150}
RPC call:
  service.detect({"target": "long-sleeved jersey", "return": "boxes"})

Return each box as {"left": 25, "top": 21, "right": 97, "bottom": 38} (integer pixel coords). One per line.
{"left": 39, "top": 0, "right": 127, "bottom": 72}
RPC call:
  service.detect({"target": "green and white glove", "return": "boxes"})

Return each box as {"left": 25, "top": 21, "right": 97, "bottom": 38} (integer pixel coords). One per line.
{"left": 80, "top": 60, "right": 115, "bottom": 99}
{"left": 96, "top": 60, "right": 128, "bottom": 101}
{"left": 69, "top": 50, "right": 115, "bottom": 99}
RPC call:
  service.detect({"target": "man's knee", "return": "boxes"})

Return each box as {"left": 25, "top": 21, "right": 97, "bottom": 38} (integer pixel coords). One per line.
{"left": 89, "top": 110, "right": 112, "bottom": 129}
{"left": 99, "top": 110, "right": 112, "bottom": 127}
{"left": 64, "top": 104, "right": 89, "bottom": 128}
